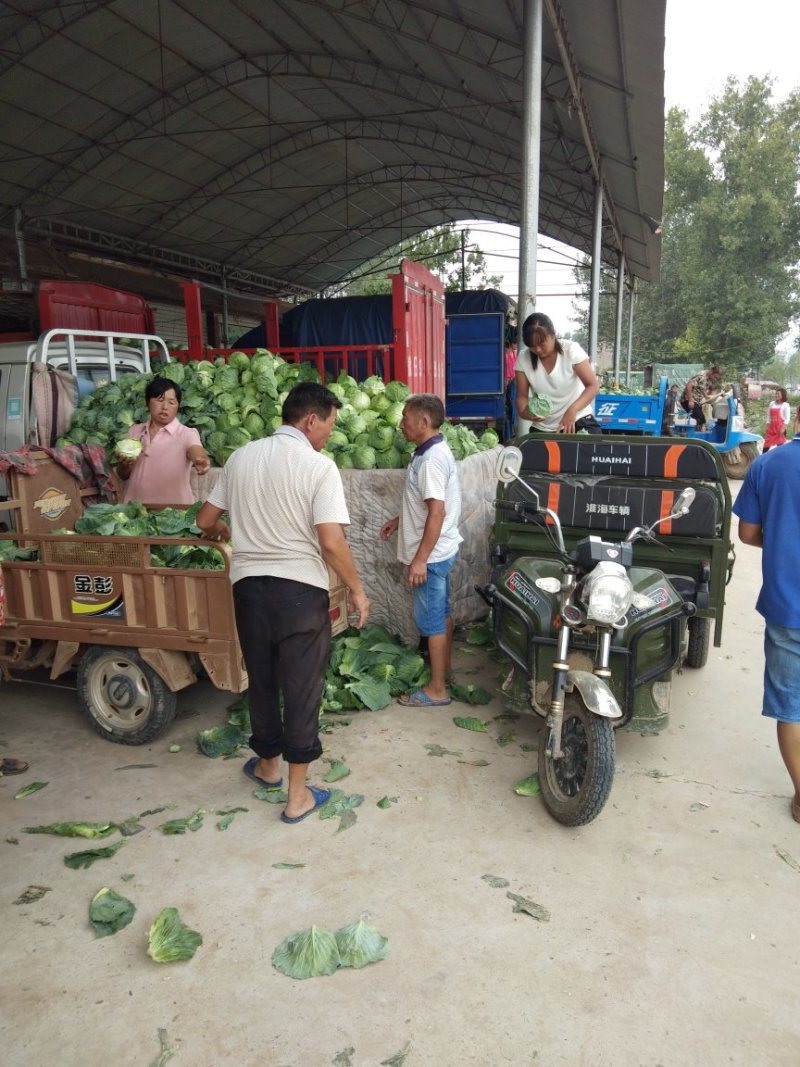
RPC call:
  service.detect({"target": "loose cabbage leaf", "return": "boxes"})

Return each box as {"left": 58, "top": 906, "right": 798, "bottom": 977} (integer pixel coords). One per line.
{"left": 197, "top": 723, "right": 249, "bottom": 758}
{"left": 23, "top": 821, "right": 118, "bottom": 839}
{"left": 64, "top": 840, "right": 126, "bottom": 869}
{"left": 253, "top": 786, "right": 288, "bottom": 804}
{"left": 323, "top": 761, "right": 351, "bottom": 783}
{"left": 271, "top": 925, "right": 341, "bottom": 979}
{"left": 514, "top": 774, "right": 541, "bottom": 797}
{"left": 215, "top": 807, "right": 248, "bottom": 830}
{"left": 452, "top": 716, "right": 489, "bottom": 732}
{"left": 449, "top": 684, "right": 492, "bottom": 706}
{"left": 345, "top": 676, "right": 392, "bottom": 711}
{"left": 14, "top": 781, "right": 48, "bottom": 799}
{"left": 318, "top": 790, "right": 364, "bottom": 820}
{"left": 507, "top": 891, "right": 551, "bottom": 922}
{"left": 481, "top": 874, "right": 510, "bottom": 888}
{"left": 89, "top": 886, "right": 136, "bottom": 937}
{"left": 147, "top": 907, "right": 203, "bottom": 962}
{"left": 334, "top": 918, "right": 389, "bottom": 969}
{"left": 160, "top": 809, "right": 204, "bottom": 834}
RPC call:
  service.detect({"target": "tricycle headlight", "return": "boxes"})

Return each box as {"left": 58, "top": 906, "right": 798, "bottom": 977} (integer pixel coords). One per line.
{"left": 582, "top": 562, "right": 634, "bottom": 625}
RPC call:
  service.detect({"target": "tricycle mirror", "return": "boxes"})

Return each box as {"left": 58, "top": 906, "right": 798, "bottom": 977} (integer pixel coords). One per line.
{"left": 673, "top": 486, "right": 695, "bottom": 516}
{"left": 496, "top": 446, "right": 523, "bottom": 484}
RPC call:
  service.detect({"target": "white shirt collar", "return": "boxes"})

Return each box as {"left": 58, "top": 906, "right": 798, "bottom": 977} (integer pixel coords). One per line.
{"left": 273, "top": 424, "right": 312, "bottom": 448}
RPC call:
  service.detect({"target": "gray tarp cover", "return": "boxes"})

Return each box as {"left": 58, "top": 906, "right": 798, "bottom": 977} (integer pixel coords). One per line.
{"left": 192, "top": 447, "right": 500, "bottom": 645}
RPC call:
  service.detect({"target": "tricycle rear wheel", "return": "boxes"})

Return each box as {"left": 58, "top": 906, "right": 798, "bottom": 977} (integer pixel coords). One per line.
{"left": 685, "top": 616, "right": 711, "bottom": 669}
{"left": 77, "top": 646, "right": 176, "bottom": 744}
{"left": 538, "top": 695, "right": 615, "bottom": 826}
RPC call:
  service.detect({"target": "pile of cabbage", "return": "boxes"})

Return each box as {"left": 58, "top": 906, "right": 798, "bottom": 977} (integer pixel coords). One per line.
{"left": 57, "top": 348, "right": 500, "bottom": 469}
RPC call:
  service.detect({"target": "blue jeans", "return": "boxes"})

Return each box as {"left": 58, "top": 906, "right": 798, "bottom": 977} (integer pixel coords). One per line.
{"left": 411, "top": 554, "right": 458, "bottom": 637}
{"left": 763, "top": 623, "right": 800, "bottom": 723}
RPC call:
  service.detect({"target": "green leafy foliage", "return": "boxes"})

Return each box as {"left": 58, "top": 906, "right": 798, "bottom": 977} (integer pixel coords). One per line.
{"left": 14, "top": 781, "right": 48, "bottom": 799}
{"left": 272, "top": 925, "right": 341, "bottom": 979}
{"left": 23, "top": 821, "right": 118, "bottom": 839}
{"left": 527, "top": 394, "right": 553, "bottom": 417}
{"left": 334, "top": 918, "right": 389, "bottom": 969}
{"left": 320, "top": 625, "right": 427, "bottom": 715}
{"left": 452, "top": 716, "right": 489, "bottom": 731}
{"left": 197, "top": 723, "right": 248, "bottom": 758}
{"left": 272, "top": 918, "right": 389, "bottom": 979}
{"left": 449, "top": 683, "right": 491, "bottom": 705}
{"left": 318, "top": 790, "right": 365, "bottom": 820}
{"left": 147, "top": 907, "right": 203, "bottom": 962}
{"left": 64, "top": 840, "right": 126, "bottom": 869}
{"left": 89, "top": 886, "right": 136, "bottom": 937}
{"left": 323, "top": 760, "right": 351, "bottom": 783}
{"left": 61, "top": 350, "right": 488, "bottom": 469}
{"left": 160, "top": 809, "right": 204, "bottom": 834}
{"left": 0, "top": 540, "right": 39, "bottom": 562}
{"left": 514, "top": 774, "right": 542, "bottom": 797}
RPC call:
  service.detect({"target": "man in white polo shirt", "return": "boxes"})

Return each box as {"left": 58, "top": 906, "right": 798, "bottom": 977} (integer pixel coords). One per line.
{"left": 197, "top": 382, "right": 369, "bottom": 825}
{"left": 380, "top": 393, "right": 462, "bottom": 707}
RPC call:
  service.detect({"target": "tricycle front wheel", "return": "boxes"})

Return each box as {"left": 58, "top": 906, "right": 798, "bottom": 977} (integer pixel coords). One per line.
{"left": 538, "top": 695, "right": 615, "bottom": 826}
{"left": 77, "top": 646, "right": 176, "bottom": 745}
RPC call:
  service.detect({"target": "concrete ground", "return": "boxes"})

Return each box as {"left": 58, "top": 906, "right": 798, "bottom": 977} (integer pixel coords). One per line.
{"left": 1, "top": 513, "right": 799, "bottom": 1067}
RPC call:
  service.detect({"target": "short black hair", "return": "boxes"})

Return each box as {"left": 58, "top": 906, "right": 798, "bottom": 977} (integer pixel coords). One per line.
{"left": 282, "top": 381, "right": 342, "bottom": 424}
{"left": 145, "top": 376, "right": 182, "bottom": 404}
{"left": 404, "top": 393, "right": 445, "bottom": 429}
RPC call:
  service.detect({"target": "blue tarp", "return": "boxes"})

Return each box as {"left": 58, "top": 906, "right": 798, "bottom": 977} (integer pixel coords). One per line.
{"left": 233, "top": 289, "right": 512, "bottom": 349}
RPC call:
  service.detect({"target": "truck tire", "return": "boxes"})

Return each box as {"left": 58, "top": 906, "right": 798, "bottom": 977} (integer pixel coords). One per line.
{"left": 538, "top": 695, "right": 615, "bottom": 826}
{"left": 723, "top": 441, "right": 759, "bottom": 480}
{"left": 77, "top": 646, "right": 176, "bottom": 744}
{"left": 685, "top": 616, "right": 711, "bottom": 669}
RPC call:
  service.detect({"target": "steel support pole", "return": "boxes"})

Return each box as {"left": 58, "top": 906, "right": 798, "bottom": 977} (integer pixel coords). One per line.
{"left": 588, "top": 182, "right": 603, "bottom": 361}
{"left": 515, "top": 0, "right": 542, "bottom": 435}
{"left": 625, "top": 279, "right": 635, "bottom": 385}
{"left": 518, "top": 0, "right": 542, "bottom": 327}
{"left": 613, "top": 254, "right": 625, "bottom": 381}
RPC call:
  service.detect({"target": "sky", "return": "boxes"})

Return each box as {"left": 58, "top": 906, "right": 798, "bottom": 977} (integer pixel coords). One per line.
{"left": 461, "top": 0, "right": 798, "bottom": 332}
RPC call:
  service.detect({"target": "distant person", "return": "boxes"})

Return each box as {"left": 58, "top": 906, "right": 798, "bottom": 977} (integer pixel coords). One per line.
{"left": 733, "top": 427, "right": 800, "bottom": 824}
{"left": 380, "top": 394, "right": 462, "bottom": 707}
{"left": 662, "top": 383, "right": 680, "bottom": 434}
{"left": 763, "top": 387, "right": 791, "bottom": 451}
{"left": 115, "top": 377, "right": 210, "bottom": 505}
{"left": 680, "top": 366, "right": 724, "bottom": 431}
{"left": 514, "top": 313, "right": 600, "bottom": 434}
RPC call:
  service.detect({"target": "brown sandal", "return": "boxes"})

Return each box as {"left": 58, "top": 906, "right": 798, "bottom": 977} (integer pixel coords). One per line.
{"left": 0, "top": 758, "right": 29, "bottom": 775}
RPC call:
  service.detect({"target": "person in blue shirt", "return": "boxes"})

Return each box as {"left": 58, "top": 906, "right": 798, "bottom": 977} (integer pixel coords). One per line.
{"left": 733, "top": 434, "right": 800, "bottom": 823}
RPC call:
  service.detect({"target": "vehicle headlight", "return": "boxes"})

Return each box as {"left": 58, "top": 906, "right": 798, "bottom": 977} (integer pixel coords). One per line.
{"left": 581, "top": 562, "right": 634, "bottom": 625}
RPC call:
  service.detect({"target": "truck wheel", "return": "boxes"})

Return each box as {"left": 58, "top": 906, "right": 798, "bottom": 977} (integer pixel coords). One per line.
{"left": 538, "top": 695, "right": 615, "bottom": 826}
{"left": 723, "top": 442, "right": 759, "bottom": 479}
{"left": 685, "top": 616, "right": 711, "bottom": 669}
{"left": 77, "top": 646, "right": 176, "bottom": 745}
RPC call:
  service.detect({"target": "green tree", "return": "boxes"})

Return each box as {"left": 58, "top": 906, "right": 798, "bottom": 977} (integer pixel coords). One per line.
{"left": 342, "top": 223, "right": 503, "bottom": 295}
{"left": 572, "top": 78, "right": 800, "bottom": 373}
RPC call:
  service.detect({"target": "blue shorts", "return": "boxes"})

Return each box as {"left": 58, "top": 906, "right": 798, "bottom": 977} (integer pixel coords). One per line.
{"left": 412, "top": 554, "right": 458, "bottom": 637}
{"left": 763, "top": 623, "right": 800, "bottom": 723}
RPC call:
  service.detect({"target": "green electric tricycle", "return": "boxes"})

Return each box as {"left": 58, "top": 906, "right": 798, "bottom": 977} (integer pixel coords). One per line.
{"left": 479, "top": 434, "right": 733, "bottom": 826}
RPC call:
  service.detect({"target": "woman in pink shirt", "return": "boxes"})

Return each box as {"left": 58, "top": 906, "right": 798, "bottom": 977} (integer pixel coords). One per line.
{"left": 115, "top": 376, "right": 210, "bottom": 506}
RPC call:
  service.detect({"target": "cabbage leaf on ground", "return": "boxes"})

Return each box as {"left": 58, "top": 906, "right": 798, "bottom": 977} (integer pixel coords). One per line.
{"left": 89, "top": 886, "right": 136, "bottom": 937}
{"left": 334, "top": 918, "right": 389, "bottom": 969}
{"left": 147, "top": 907, "right": 203, "bottom": 962}
{"left": 23, "top": 820, "right": 118, "bottom": 839}
{"left": 271, "top": 925, "right": 341, "bottom": 979}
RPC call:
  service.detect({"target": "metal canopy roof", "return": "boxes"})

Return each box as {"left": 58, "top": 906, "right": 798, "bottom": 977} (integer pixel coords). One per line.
{"left": 0, "top": 1, "right": 665, "bottom": 304}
